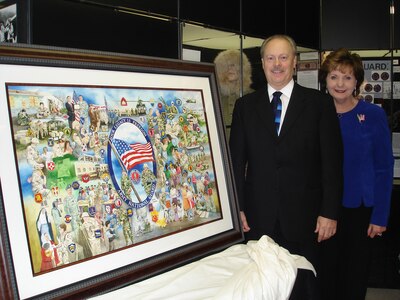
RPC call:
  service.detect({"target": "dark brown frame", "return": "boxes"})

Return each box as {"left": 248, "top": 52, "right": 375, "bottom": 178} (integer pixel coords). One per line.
{"left": 0, "top": 44, "right": 242, "bottom": 299}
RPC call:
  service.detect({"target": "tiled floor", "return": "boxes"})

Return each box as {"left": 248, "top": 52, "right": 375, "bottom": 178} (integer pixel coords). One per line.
{"left": 366, "top": 288, "right": 400, "bottom": 300}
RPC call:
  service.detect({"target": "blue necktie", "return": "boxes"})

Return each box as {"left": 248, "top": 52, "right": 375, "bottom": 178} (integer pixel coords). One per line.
{"left": 272, "top": 91, "right": 282, "bottom": 134}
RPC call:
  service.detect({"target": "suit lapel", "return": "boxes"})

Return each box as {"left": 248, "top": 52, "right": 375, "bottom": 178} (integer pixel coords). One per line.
{"left": 279, "top": 84, "right": 306, "bottom": 138}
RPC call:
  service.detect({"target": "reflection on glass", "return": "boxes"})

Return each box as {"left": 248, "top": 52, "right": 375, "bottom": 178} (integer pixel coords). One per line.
{"left": 182, "top": 24, "right": 264, "bottom": 139}
{"left": 214, "top": 49, "right": 254, "bottom": 138}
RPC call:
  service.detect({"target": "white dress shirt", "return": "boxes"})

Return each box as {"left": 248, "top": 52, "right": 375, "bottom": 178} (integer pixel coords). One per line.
{"left": 268, "top": 79, "right": 294, "bottom": 134}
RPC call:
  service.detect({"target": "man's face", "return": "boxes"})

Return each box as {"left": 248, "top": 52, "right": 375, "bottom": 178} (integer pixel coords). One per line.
{"left": 261, "top": 38, "right": 296, "bottom": 90}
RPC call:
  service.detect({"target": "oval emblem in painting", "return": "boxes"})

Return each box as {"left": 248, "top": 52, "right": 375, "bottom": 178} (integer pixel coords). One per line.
{"left": 108, "top": 117, "right": 157, "bottom": 208}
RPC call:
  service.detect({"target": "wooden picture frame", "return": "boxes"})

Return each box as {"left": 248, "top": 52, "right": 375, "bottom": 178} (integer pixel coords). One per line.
{"left": 0, "top": 44, "right": 242, "bottom": 299}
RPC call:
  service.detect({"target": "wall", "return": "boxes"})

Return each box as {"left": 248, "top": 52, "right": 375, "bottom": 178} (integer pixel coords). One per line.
{"left": 321, "top": 0, "right": 400, "bottom": 50}
{"left": 26, "top": 0, "right": 321, "bottom": 58}
{"left": 30, "top": 0, "right": 179, "bottom": 58}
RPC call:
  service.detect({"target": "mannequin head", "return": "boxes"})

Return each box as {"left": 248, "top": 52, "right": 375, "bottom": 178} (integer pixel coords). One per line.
{"left": 214, "top": 49, "right": 253, "bottom": 97}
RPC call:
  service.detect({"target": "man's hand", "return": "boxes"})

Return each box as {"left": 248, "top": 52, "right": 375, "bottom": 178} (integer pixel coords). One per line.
{"left": 315, "top": 216, "right": 337, "bottom": 242}
{"left": 240, "top": 211, "right": 251, "bottom": 232}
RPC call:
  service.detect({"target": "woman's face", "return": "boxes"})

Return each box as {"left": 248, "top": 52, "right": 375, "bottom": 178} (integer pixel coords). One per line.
{"left": 326, "top": 66, "right": 357, "bottom": 103}
{"left": 226, "top": 63, "right": 239, "bottom": 82}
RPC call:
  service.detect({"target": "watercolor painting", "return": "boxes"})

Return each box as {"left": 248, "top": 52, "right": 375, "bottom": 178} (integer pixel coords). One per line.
{"left": 7, "top": 84, "right": 222, "bottom": 274}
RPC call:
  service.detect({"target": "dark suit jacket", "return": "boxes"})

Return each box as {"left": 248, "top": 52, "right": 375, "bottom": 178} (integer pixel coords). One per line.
{"left": 65, "top": 102, "right": 75, "bottom": 122}
{"left": 229, "top": 83, "right": 343, "bottom": 242}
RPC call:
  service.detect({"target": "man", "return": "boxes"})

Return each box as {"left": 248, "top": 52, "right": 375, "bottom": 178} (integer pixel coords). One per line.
{"left": 36, "top": 101, "right": 49, "bottom": 119}
{"left": 141, "top": 163, "right": 156, "bottom": 195}
{"left": 64, "top": 184, "right": 80, "bottom": 235}
{"left": 65, "top": 95, "right": 75, "bottom": 130}
{"left": 17, "top": 108, "right": 30, "bottom": 125}
{"left": 229, "top": 35, "right": 343, "bottom": 298}
{"left": 78, "top": 95, "right": 89, "bottom": 130}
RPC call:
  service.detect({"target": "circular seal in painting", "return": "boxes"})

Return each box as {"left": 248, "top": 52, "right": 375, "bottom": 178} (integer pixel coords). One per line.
{"left": 107, "top": 117, "right": 157, "bottom": 209}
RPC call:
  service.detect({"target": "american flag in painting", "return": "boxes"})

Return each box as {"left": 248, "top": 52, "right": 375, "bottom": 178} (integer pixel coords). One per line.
{"left": 112, "top": 139, "right": 154, "bottom": 172}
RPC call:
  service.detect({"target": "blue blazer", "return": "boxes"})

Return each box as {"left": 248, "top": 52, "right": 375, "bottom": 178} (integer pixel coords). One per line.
{"left": 338, "top": 100, "right": 394, "bottom": 226}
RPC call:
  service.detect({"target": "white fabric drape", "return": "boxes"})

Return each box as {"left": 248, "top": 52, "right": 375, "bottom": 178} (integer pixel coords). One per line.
{"left": 91, "top": 235, "right": 315, "bottom": 300}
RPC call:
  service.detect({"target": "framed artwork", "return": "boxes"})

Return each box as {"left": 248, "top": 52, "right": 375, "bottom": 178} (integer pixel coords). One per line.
{"left": 0, "top": 44, "right": 242, "bottom": 299}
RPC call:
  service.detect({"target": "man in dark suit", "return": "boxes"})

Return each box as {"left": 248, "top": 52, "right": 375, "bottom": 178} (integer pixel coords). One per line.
{"left": 65, "top": 95, "right": 75, "bottom": 130}
{"left": 229, "top": 35, "right": 343, "bottom": 299}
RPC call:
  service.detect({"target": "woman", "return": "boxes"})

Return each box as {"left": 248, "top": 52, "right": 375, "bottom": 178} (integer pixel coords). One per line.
{"left": 51, "top": 201, "right": 63, "bottom": 238}
{"left": 41, "top": 146, "right": 53, "bottom": 164}
{"left": 63, "top": 140, "right": 74, "bottom": 155}
{"left": 319, "top": 48, "right": 394, "bottom": 300}
{"left": 40, "top": 232, "right": 60, "bottom": 271}
{"left": 36, "top": 207, "right": 54, "bottom": 245}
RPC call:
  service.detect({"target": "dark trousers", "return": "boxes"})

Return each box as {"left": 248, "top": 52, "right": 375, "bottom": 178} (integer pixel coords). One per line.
{"left": 320, "top": 206, "right": 373, "bottom": 300}
{"left": 270, "top": 221, "right": 320, "bottom": 300}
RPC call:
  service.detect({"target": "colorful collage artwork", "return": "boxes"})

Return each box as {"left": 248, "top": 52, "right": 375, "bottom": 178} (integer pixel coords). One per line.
{"left": 7, "top": 84, "right": 222, "bottom": 275}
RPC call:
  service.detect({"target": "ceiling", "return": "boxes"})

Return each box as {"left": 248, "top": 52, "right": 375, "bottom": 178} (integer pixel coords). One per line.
{"left": 182, "top": 24, "right": 316, "bottom": 52}
{"left": 182, "top": 24, "right": 400, "bottom": 60}
{"left": 182, "top": 25, "right": 263, "bottom": 50}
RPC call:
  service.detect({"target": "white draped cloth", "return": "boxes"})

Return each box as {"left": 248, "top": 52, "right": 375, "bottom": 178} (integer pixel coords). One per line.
{"left": 91, "top": 235, "right": 316, "bottom": 300}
